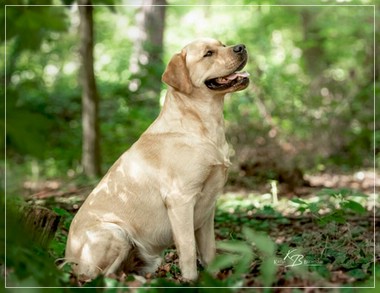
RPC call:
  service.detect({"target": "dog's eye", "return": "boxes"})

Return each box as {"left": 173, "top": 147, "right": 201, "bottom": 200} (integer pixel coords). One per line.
{"left": 203, "top": 50, "right": 214, "bottom": 57}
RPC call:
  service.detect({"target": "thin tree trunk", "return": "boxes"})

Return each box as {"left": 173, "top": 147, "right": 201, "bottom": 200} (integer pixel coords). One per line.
{"left": 129, "top": 0, "right": 166, "bottom": 94}
{"left": 78, "top": 0, "right": 101, "bottom": 177}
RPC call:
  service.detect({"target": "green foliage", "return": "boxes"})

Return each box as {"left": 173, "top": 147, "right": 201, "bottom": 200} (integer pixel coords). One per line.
{"left": 207, "top": 227, "right": 277, "bottom": 287}
{"left": 48, "top": 207, "right": 74, "bottom": 259}
{"left": 3, "top": 3, "right": 375, "bottom": 178}
{"left": 3, "top": 185, "right": 373, "bottom": 288}
{"left": 6, "top": 95, "right": 53, "bottom": 158}
{"left": 4, "top": 4, "right": 69, "bottom": 51}
{"left": 241, "top": 228, "right": 277, "bottom": 286}
{"left": 210, "top": 240, "right": 253, "bottom": 279}
{"left": 3, "top": 197, "right": 67, "bottom": 287}
{"left": 3, "top": 4, "right": 162, "bottom": 176}
{"left": 291, "top": 188, "right": 367, "bottom": 225}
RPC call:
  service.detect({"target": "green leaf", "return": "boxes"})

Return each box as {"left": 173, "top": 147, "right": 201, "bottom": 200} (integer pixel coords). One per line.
{"left": 311, "top": 265, "right": 331, "bottom": 278}
{"left": 290, "top": 198, "right": 308, "bottom": 205}
{"left": 298, "top": 206, "right": 306, "bottom": 214}
{"left": 341, "top": 200, "right": 366, "bottom": 214}
{"left": 347, "top": 268, "right": 367, "bottom": 280}
{"left": 48, "top": 238, "right": 66, "bottom": 258}
{"left": 243, "top": 227, "right": 275, "bottom": 256}
{"left": 217, "top": 240, "right": 252, "bottom": 256}
{"left": 104, "top": 276, "right": 120, "bottom": 287}
{"left": 320, "top": 212, "right": 346, "bottom": 225}
{"left": 317, "top": 188, "right": 367, "bottom": 199}
{"left": 52, "top": 207, "right": 72, "bottom": 217}
{"left": 234, "top": 254, "right": 253, "bottom": 277}
{"left": 260, "top": 257, "right": 277, "bottom": 286}
{"left": 207, "top": 254, "right": 241, "bottom": 274}
{"left": 317, "top": 188, "right": 347, "bottom": 198}
{"left": 308, "top": 202, "right": 320, "bottom": 214}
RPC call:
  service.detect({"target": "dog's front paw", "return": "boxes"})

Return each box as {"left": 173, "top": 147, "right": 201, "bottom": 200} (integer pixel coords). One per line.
{"left": 181, "top": 269, "right": 198, "bottom": 282}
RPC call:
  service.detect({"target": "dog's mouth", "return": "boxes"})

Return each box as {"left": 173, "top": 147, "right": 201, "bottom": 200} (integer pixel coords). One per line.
{"left": 205, "top": 61, "right": 250, "bottom": 91}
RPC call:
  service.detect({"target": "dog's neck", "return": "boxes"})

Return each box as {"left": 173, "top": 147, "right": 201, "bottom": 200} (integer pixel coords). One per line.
{"left": 148, "top": 88, "right": 227, "bottom": 148}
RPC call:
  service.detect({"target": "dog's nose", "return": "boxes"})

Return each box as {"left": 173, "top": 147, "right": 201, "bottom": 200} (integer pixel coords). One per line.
{"left": 233, "top": 44, "right": 246, "bottom": 54}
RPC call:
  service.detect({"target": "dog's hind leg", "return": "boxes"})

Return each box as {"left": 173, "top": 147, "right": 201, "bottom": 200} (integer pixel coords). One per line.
{"left": 66, "top": 223, "right": 131, "bottom": 281}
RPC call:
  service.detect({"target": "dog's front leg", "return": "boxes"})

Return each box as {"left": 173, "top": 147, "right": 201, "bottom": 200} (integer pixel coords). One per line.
{"left": 167, "top": 203, "right": 198, "bottom": 281}
{"left": 195, "top": 208, "right": 216, "bottom": 267}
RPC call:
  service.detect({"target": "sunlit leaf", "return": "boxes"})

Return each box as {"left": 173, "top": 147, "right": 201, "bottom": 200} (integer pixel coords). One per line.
{"left": 341, "top": 200, "right": 366, "bottom": 214}
{"left": 290, "top": 198, "right": 308, "bottom": 205}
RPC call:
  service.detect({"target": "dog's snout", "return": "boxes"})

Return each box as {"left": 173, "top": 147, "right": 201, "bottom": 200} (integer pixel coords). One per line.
{"left": 233, "top": 44, "right": 246, "bottom": 54}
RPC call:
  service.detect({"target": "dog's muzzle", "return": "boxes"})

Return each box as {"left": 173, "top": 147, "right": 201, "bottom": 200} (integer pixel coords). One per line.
{"left": 205, "top": 44, "right": 250, "bottom": 91}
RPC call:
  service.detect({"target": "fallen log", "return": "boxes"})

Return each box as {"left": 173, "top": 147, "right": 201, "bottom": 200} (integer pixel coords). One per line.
{"left": 20, "top": 205, "right": 61, "bottom": 248}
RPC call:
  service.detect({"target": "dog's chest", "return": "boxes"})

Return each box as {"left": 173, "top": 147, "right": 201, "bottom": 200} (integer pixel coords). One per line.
{"left": 194, "top": 163, "right": 228, "bottom": 229}
{"left": 196, "top": 138, "right": 230, "bottom": 195}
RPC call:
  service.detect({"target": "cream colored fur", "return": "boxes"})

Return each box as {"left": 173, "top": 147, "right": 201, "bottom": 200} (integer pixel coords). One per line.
{"left": 65, "top": 38, "right": 249, "bottom": 281}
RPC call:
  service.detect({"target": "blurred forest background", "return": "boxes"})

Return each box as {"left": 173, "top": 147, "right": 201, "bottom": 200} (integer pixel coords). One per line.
{"left": 1, "top": 0, "right": 378, "bottom": 289}
{"left": 3, "top": 1, "right": 377, "bottom": 186}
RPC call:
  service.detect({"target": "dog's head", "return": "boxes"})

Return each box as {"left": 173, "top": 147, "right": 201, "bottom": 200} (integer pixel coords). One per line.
{"left": 162, "top": 38, "right": 250, "bottom": 95}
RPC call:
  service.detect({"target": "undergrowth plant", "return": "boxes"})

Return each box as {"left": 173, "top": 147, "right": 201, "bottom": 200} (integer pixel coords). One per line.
{"left": 207, "top": 226, "right": 277, "bottom": 287}
{"left": 291, "top": 188, "right": 367, "bottom": 225}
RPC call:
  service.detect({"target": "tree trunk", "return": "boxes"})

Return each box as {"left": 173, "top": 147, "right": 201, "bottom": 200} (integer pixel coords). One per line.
{"left": 129, "top": 0, "right": 166, "bottom": 95}
{"left": 78, "top": 0, "right": 101, "bottom": 177}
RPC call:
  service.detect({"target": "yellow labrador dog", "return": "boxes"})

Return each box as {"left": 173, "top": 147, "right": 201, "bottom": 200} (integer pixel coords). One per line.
{"left": 65, "top": 38, "right": 249, "bottom": 281}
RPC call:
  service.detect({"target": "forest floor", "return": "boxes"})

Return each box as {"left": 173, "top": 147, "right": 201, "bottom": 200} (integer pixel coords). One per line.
{"left": 16, "top": 170, "right": 379, "bottom": 290}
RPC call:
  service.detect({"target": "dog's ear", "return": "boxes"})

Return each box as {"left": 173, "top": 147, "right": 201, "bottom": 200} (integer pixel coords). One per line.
{"left": 162, "top": 51, "right": 193, "bottom": 95}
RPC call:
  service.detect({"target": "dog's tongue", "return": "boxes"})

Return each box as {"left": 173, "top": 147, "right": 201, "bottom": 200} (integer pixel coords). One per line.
{"left": 226, "top": 71, "right": 250, "bottom": 80}
{"left": 215, "top": 71, "right": 250, "bottom": 84}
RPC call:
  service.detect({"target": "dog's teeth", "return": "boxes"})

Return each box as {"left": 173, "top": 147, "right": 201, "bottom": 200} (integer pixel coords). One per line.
{"left": 216, "top": 77, "right": 229, "bottom": 84}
